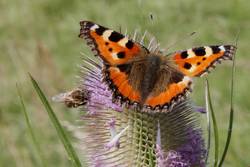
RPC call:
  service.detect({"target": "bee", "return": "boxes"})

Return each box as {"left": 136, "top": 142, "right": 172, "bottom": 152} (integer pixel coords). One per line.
{"left": 52, "top": 88, "right": 90, "bottom": 108}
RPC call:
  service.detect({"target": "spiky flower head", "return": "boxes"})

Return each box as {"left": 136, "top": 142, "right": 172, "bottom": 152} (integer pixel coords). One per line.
{"left": 53, "top": 31, "right": 206, "bottom": 167}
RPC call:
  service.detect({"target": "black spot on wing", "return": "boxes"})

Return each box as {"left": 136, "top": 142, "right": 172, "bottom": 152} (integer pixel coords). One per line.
{"left": 109, "top": 31, "right": 124, "bottom": 42}
{"left": 193, "top": 47, "right": 206, "bottom": 56}
{"left": 117, "top": 64, "right": 131, "bottom": 74}
{"left": 126, "top": 40, "right": 134, "bottom": 49}
{"left": 211, "top": 46, "right": 221, "bottom": 54}
{"left": 117, "top": 51, "right": 126, "bottom": 58}
{"left": 183, "top": 62, "right": 192, "bottom": 69}
{"left": 180, "top": 51, "right": 188, "bottom": 59}
{"left": 95, "top": 26, "right": 106, "bottom": 36}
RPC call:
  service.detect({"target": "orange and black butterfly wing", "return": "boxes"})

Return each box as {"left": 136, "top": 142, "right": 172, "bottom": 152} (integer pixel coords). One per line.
{"left": 142, "top": 45, "right": 236, "bottom": 112}
{"left": 104, "top": 66, "right": 141, "bottom": 106}
{"left": 79, "top": 21, "right": 147, "bottom": 106}
{"left": 79, "top": 21, "right": 147, "bottom": 66}
{"left": 173, "top": 45, "right": 236, "bottom": 77}
{"left": 143, "top": 70, "right": 193, "bottom": 112}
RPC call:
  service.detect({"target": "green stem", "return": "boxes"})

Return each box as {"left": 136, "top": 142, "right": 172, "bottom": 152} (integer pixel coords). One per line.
{"left": 205, "top": 84, "right": 211, "bottom": 165}
{"left": 218, "top": 51, "right": 236, "bottom": 166}
{"left": 205, "top": 79, "right": 219, "bottom": 167}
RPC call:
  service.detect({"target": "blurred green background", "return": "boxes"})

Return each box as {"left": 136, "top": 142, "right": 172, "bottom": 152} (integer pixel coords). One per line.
{"left": 1, "top": 0, "right": 249, "bottom": 166}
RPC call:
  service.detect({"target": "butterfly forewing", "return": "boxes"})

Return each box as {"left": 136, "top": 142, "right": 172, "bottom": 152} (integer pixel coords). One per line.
{"left": 79, "top": 21, "right": 146, "bottom": 66}
{"left": 173, "top": 45, "right": 236, "bottom": 77}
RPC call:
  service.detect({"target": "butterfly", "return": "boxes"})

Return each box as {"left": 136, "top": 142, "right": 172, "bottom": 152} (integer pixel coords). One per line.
{"left": 79, "top": 21, "right": 236, "bottom": 112}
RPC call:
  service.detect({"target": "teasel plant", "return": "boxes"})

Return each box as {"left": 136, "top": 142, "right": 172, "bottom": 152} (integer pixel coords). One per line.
{"left": 25, "top": 29, "right": 236, "bottom": 167}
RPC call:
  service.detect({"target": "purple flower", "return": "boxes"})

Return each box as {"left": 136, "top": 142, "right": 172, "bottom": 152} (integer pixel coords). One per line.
{"left": 156, "top": 122, "right": 206, "bottom": 167}
{"left": 175, "top": 129, "right": 206, "bottom": 166}
{"left": 104, "top": 124, "right": 129, "bottom": 150}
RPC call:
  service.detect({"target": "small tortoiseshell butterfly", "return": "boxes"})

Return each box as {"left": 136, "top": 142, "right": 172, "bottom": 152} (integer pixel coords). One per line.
{"left": 79, "top": 21, "right": 236, "bottom": 112}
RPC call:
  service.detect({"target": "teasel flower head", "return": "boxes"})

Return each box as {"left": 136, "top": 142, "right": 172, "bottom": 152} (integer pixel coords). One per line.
{"left": 53, "top": 31, "right": 206, "bottom": 167}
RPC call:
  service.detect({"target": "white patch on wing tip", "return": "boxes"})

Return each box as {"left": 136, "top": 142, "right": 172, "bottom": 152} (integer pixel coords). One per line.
{"left": 219, "top": 46, "right": 225, "bottom": 51}
{"left": 90, "top": 24, "right": 99, "bottom": 30}
{"left": 103, "top": 30, "right": 113, "bottom": 41}
{"left": 187, "top": 49, "right": 196, "bottom": 58}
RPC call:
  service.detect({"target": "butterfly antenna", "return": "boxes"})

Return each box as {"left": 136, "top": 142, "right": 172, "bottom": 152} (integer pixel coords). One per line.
{"left": 164, "top": 31, "right": 197, "bottom": 53}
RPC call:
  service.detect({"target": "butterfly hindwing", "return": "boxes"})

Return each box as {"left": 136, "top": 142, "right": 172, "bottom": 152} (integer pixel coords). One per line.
{"left": 143, "top": 68, "right": 192, "bottom": 111}
{"left": 79, "top": 21, "right": 144, "bottom": 66}
{"left": 105, "top": 66, "right": 141, "bottom": 105}
{"left": 173, "top": 45, "right": 236, "bottom": 77}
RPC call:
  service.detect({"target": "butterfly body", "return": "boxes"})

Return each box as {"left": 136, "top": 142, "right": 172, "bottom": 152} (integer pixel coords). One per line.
{"left": 104, "top": 53, "right": 189, "bottom": 111}
{"left": 79, "top": 21, "right": 236, "bottom": 112}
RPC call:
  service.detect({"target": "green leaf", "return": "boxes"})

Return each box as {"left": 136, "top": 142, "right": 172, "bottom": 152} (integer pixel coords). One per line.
{"left": 29, "top": 74, "right": 82, "bottom": 167}
{"left": 205, "top": 78, "right": 219, "bottom": 167}
{"left": 17, "top": 83, "right": 48, "bottom": 167}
